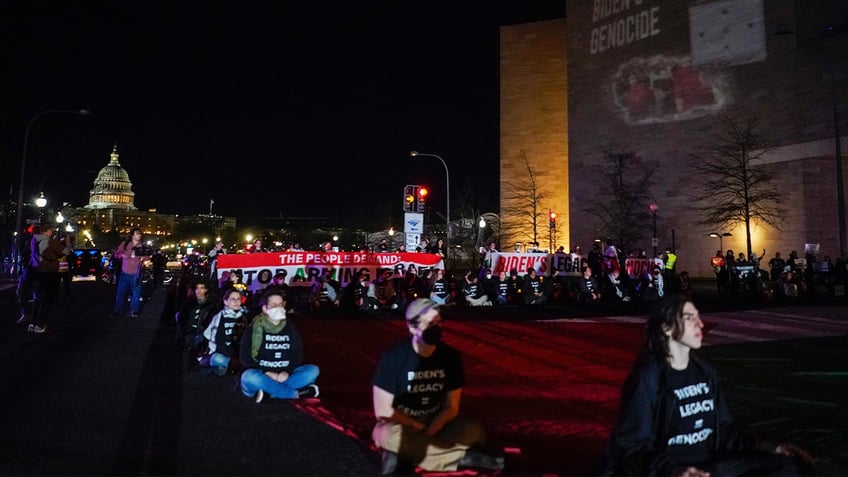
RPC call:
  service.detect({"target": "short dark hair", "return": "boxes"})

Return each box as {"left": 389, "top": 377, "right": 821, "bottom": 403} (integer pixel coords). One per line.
{"left": 259, "top": 288, "right": 286, "bottom": 308}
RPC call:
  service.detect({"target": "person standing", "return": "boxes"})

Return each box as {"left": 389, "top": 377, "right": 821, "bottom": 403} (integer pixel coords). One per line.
{"left": 371, "top": 298, "right": 504, "bottom": 474}
{"left": 15, "top": 225, "right": 36, "bottom": 325}
{"left": 27, "top": 223, "right": 71, "bottom": 333}
{"left": 207, "top": 240, "right": 225, "bottom": 280}
{"left": 112, "top": 228, "right": 147, "bottom": 318}
{"left": 151, "top": 248, "right": 167, "bottom": 288}
{"left": 239, "top": 289, "right": 320, "bottom": 402}
{"left": 602, "top": 295, "right": 813, "bottom": 476}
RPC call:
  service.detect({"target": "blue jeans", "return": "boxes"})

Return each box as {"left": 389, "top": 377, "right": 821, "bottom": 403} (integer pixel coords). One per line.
{"left": 241, "top": 364, "right": 320, "bottom": 399}
{"left": 114, "top": 271, "right": 141, "bottom": 314}
{"left": 210, "top": 353, "right": 230, "bottom": 368}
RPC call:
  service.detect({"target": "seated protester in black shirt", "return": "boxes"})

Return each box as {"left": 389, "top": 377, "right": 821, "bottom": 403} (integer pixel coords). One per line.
{"left": 342, "top": 271, "right": 369, "bottom": 312}
{"left": 521, "top": 268, "right": 547, "bottom": 305}
{"left": 577, "top": 266, "right": 602, "bottom": 303}
{"left": 203, "top": 288, "right": 247, "bottom": 375}
{"left": 239, "top": 289, "right": 319, "bottom": 403}
{"left": 481, "top": 269, "right": 503, "bottom": 306}
{"left": 461, "top": 271, "right": 492, "bottom": 307}
{"left": 372, "top": 299, "right": 504, "bottom": 474}
{"left": 177, "top": 280, "right": 217, "bottom": 353}
{"left": 493, "top": 271, "right": 510, "bottom": 305}
{"left": 429, "top": 269, "right": 452, "bottom": 306}
{"left": 505, "top": 269, "right": 522, "bottom": 304}
{"left": 601, "top": 295, "right": 813, "bottom": 477}
{"left": 367, "top": 270, "right": 400, "bottom": 311}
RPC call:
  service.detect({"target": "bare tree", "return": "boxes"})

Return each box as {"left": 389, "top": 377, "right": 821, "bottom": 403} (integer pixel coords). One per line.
{"left": 691, "top": 115, "right": 782, "bottom": 260}
{"left": 585, "top": 150, "right": 656, "bottom": 253}
{"left": 501, "top": 151, "right": 549, "bottom": 247}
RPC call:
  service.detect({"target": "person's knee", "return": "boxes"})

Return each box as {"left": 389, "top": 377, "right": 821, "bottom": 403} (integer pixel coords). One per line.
{"left": 299, "top": 364, "right": 320, "bottom": 382}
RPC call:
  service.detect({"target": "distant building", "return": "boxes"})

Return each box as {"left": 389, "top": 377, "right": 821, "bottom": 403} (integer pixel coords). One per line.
{"left": 66, "top": 144, "right": 234, "bottom": 237}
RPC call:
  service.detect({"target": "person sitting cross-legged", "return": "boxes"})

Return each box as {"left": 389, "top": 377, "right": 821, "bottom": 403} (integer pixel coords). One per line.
{"left": 203, "top": 289, "right": 247, "bottom": 376}
{"left": 372, "top": 298, "right": 504, "bottom": 474}
{"left": 239, "top": 289, "right": 319, "bottom": 403}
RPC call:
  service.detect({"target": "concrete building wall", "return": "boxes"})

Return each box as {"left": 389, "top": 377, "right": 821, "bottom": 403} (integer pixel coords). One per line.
{"left": 500, "top": 19, "right": 569, "bottom": 252}
{"left": 565, "top": 0, "right": 847, "bottom": 277}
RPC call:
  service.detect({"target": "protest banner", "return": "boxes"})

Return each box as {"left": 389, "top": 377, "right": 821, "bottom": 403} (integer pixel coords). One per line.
{"left": 490, "top": 252, "right": 550, "bottom": 276}
{"left": 217, "top": 251, "right": 444, "bottom": 293}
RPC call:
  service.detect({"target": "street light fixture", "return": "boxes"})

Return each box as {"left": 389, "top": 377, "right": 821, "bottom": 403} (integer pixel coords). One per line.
{"left": 649, "top": 199, "right": 659, "bottom": 258}
{"left": 35, "top": 192, "right": 47, "bottom": 224}
{"left": 55, "top": 211, "right": 65, "bottom": 224}
{"left": 410, "top": 150, "right": 450, "bottom": 257}
{"left": 709, "top": 232, "right": 732, "bottom": 253}
{"left": 14, "top": 108, "right": 90, "bottom": 276}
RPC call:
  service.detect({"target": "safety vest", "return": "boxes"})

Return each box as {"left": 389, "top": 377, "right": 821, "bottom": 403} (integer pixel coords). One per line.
{"left": 665, "top": 252, "right": 677, "bottom": 270}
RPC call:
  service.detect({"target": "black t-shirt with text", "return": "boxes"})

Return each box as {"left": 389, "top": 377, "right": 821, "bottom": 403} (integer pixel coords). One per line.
{"left": 373, "top": 341, "right": 464, "bottom": 423}
{"left": 664, "top": 364, "right": 716, "bottom": 464}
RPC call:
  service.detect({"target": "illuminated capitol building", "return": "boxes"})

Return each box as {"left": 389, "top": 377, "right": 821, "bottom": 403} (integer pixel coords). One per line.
{"left": 499, "top": 0, "right": 846, "bottom": 277}
{"left": 65, "top": 144, "right": 235, "bottom": 236}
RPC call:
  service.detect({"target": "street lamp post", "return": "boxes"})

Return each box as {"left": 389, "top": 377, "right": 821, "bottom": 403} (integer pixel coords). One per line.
{"left": 709, "top": 232, "right": 732, "bottom": 253}
{"left": 35, "top": 192, "right": 47, "bottom": 224}
{"left": 410, "top": 151, "right": 450, "bottom": 256}
{"left": 15, "top": 108, "right": 90, "bottom": 276}
{"left": 649, "top": 200, "right": 659, "bottom": 258}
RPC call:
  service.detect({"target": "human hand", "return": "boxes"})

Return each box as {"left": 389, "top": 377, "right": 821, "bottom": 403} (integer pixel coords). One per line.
{"left": 776, "top": 443, "right": 813, "bottom": 466}
{"left": 672, "top": 466, "right": 710, "bottom": 477}
{"left": 275, "top": 371, "right": 290, "bottom": 383}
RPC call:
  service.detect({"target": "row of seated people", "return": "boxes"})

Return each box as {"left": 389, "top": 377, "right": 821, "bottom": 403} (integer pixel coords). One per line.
{"left": 307, "top": 268, "right": 554, "bottom": 311}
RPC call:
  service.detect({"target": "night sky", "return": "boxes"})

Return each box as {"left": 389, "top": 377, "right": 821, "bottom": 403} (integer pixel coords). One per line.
{"left": 2, "top": 2, "right": 565, "bottom": 229}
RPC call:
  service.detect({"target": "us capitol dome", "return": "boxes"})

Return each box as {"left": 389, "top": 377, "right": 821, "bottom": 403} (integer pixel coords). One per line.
{"left": 85, "top": 143, "right": 136, "bottom": 210}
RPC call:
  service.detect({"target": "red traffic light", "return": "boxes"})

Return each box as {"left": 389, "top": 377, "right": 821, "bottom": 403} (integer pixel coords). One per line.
{"left": 418, "top": 187, "right": 429, "bottom": 199}
{"left": 549, "top": 211, "right": 556, "bottom": 220}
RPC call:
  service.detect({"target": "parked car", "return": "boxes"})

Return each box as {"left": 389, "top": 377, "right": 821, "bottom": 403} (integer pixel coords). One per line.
{"left": 72, "top": 249, "right": 103, "bottom": 281}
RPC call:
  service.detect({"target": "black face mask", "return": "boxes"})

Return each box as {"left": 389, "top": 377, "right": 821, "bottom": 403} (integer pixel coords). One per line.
{"left": 421, "top": 325, "right": 443, "bottom": 345}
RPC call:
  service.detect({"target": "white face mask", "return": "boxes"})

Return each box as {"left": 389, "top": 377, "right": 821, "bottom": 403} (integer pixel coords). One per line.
{"left": 486, "top": 274, "right": 492, "bottom": 279}
{"left": 266, "top": 307, "right": 286, "bottom": 321}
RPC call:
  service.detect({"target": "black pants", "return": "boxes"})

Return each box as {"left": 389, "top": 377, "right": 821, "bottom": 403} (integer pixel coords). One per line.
{"left": 30, "top": 270, "right": 59, "bottom": 328}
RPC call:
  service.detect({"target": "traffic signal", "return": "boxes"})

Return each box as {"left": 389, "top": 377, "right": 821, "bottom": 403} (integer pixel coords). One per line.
{"left": 403, "top": 185, "right": 416, "bottom": 212}
{"left": 417, "top": 186, "right": 428, "bottom": 212}
{"left": 549, "top": 210, "right": 556, "bottom": 230}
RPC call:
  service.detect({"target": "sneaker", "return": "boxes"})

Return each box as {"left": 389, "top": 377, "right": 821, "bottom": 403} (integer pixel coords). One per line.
{"left": 28, "top": 324, "right": 46, "bottom": 334}
{"left": 17, "top": 313, "right": 31, "bottom": 325}
{"left": 130, "top": 312, "right": 140, "bottom": 318}
{"left": 297, "top": 384, "right": 320, "bottom": 399}
{"left": 380, "top": 450, "right": 399, "bottom": 475}
{"left": 254, "top": 389, "right": 265, "bottom": 403}
{"left": 458, "top": 448, "right": 505, "bottom": 471}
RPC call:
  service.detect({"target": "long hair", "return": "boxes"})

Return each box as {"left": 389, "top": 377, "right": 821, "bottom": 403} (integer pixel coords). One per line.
{"left": 645, "top": 294, "right": 690, "bottom": 363}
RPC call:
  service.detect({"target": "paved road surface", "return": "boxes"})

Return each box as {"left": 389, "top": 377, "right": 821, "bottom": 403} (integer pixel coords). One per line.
{"left": 1, "top": 278, "right": 845, "bottom": 475}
